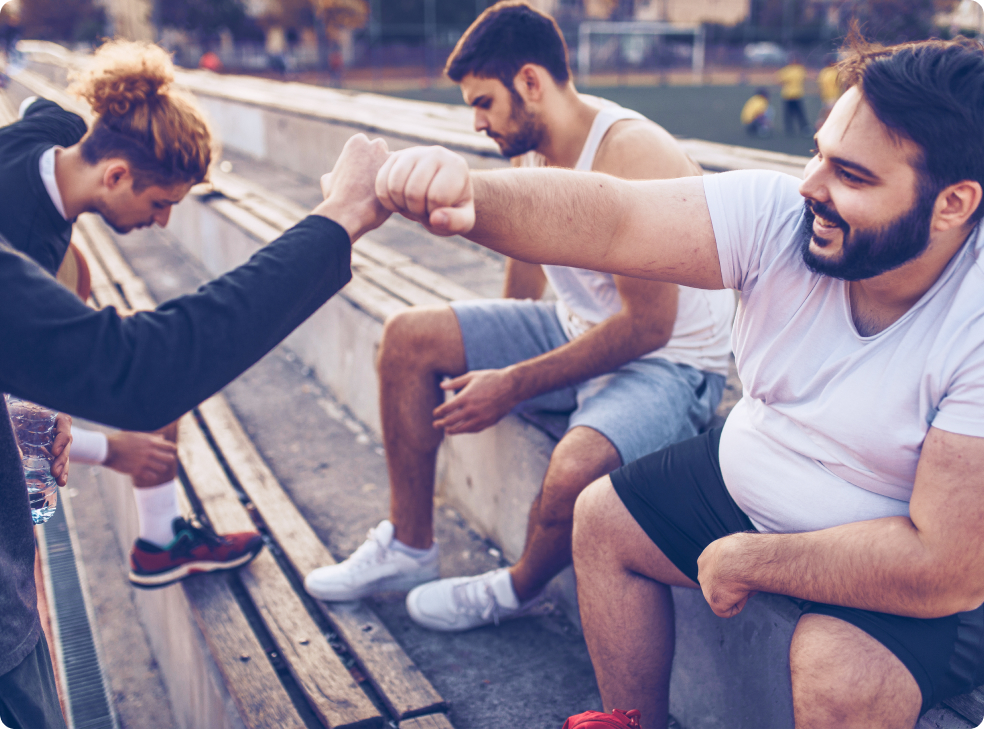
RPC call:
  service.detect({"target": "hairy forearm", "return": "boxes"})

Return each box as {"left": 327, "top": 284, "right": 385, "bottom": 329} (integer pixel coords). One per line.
{"left": 470, "top": 169, "right": 625, "bottom": 268}
{"left": 723, "top": 518, "right": 983, "bottom": 618}
{"left": 468, "top": 170, "right": 722, "bottom": 289}
{"left": 505, "top": 311, "right": 671, "bottom": 403}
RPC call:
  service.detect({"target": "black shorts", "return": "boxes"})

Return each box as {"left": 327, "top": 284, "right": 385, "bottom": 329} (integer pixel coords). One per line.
{"left": 610, "top": 427, "right": 984, "bottom": 714}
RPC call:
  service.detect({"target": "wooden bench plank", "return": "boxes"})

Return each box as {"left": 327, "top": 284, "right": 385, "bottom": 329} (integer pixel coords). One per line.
{"left": 74, "top": 214, "right": 156, "bottom": 311}
{"left": 0, "top": 91, "right": 18, "bottom": 124}
{"left": 177, "top": 416, "right": 383, "bottom": 729}
{"left": 183, "top": 574, "right": 307, "bottom": 729}
{"left": 207, "top": 198, "right": 283, "bottom": 245}
{"left": 342, "top": 276, "right": 408, "bottom": 323}
{"left": 353, "top": 237, "right": 413, "bottom": 269}
{"left": 196, "top": 396, "right": 449, "bottom": 721}
{"left": 356, "top": 265, "right": 447, "bottom": 307}
{"left": 944, "top": 689, "right": 984, "bottom": 726}
{"left": 399, "top": 714, "right": 455, "bottom": 729}
{"left": 392, "top": 262, "right": 482, "bottom": 302}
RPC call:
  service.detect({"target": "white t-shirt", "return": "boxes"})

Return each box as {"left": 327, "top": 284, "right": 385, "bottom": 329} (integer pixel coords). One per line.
{"left": 521, "top": 102, "right": 736, "bottom": 377}
{"left": 706, "top": 170, "right": 984, "bottom": 533}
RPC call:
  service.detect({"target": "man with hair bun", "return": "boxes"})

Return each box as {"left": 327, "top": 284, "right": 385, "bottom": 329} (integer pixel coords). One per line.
{"left": 0, "top": 39, "right": 261, "bottom": 591}
{"left": 376, "top": 34, "right": 984, "bottom": 728}
{"left": 305, "top": 0, "right": 735, "bottom": 634}
{"left": 0, "top": 39, "right": 392, "bottom": 728}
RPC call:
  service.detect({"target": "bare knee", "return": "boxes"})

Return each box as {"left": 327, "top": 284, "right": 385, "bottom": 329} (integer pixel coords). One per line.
{"left": 572, "top": 477, "right": 621, "bottom": 565}
{"left": 791, "top": 614, "right": 921, "bottom": 729}
{"left": 378, "top": 306, "right": 465, "bottom": 375}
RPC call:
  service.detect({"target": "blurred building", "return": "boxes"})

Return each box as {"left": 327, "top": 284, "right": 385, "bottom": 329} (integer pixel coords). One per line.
{"left": 633, "top": 0, "right": 750, "bottom": 25}
{"left": 100, "top": 0, "right": 153, "bottom": 41}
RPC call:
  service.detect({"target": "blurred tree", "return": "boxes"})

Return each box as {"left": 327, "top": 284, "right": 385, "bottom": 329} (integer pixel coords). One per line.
{"left": 156, "top": 0, "right": 258, "bottom": 39}
{"left": 17, "top": 0, "right": 106, "bottom": 42}
{"left": 376, "top": 0, "right": 479, "bottom": 40}
{"left": 840, "top": 0, "right": 959, "bottom": 42}
{"left": 314, "top": 0, "right": 369, "bottom": 31}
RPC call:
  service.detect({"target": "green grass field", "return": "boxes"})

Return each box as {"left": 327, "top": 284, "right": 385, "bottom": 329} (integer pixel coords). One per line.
{"left": 386, "top": 83, "right": 820, "bottom": 160}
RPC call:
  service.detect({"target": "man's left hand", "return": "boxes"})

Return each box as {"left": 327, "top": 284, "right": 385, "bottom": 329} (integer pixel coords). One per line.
{"left": 697, "top": 532, "right": 758, "bottom": 618}
{"left": 433, "top": 369, "right": 519, "bottom": 435}
{"left": 50, "top": 412, "right": 72, "bottom": 487}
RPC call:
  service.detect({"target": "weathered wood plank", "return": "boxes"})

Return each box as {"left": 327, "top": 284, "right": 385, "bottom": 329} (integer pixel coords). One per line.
{"left": 183, "top": 574, "right": 306, "bottom": 729}
{"left": 177, "top": 416, "right": 383, "bottom": 729}
{"left": 399, "top": 714, "right": 455, "bottom": 729}
{"left": 197, "top": 395, "right": 448, "bottom": 720}
{"left": 944, "top": 689, "right": 984, "bottom": 726}
{"left": 356, "top": 265, "right": 447, "bottom": 307}
{"left": 342, "top": 276, "right": 408, "bottom": 323}
{"left": 0, "top": 91, "right": 18, "bottom": 124}
{"left": 207, "top": 198, "right": 283, "bottom": 245}
{"left": 352, "top": 237, "right": 412, "bottom": 269}
{"left": 392, "top": 262, "right": 481, "bottom": 302}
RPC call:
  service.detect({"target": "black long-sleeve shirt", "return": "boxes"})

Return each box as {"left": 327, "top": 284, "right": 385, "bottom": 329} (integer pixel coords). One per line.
{"left": 0, "top": 215, "right": 352, "bottom": 676}
{"left": 0, "top": 97, "right": 87, "bottom": 274}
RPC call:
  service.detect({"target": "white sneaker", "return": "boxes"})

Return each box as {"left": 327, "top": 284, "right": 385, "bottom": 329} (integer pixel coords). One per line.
{"left": 405, "top": 568, "right": 540, "bottom": 632}
{"left": 304, "top": 520, "right": 439, "bottom": 601}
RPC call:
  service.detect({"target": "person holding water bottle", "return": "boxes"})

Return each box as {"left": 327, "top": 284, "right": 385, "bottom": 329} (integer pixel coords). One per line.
{"left": 0, "top": 38, "right": 391, "bottom": 729}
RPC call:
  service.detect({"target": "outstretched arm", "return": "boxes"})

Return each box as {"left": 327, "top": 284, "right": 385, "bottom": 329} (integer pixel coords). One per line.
{"left": 375, "top": 146, "right": 724, "bottom": 290}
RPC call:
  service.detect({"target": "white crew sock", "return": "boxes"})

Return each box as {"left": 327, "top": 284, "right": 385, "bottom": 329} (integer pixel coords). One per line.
{"left": 132, "top": 479, "right": 181, "bottom": 548}
{"left": 489, "top": 568, "right": 520, "bottom": 610}
{"left": 390, "top": 538, "right": 437, "bottom": 560}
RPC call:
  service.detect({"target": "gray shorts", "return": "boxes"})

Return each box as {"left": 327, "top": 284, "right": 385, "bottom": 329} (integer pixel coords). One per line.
{"left": 451, "top": 299, "right": 726, "bottom": 465}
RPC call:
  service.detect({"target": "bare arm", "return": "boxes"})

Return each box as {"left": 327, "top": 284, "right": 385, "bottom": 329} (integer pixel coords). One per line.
{"left": 375, "top": 146, "right": 725, "bottom": 290}
{"left": 698, "top": 427, "right": 984, "bottom": 619}
{"left": 503, "top": 258, "right": 547, "bottom": 299}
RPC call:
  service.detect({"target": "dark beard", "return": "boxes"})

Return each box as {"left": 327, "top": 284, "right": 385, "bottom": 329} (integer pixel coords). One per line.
{"left": 492, "top": 95, "right": 544, "bottom": 159}
{"left": 799, "top": 187, "right": 937, "bottom": 281}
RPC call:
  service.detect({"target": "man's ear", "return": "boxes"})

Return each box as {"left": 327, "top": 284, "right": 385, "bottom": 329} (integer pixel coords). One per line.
{"left": 513, "top": 64, "right": 544, "bottom": 103}
{"left": 932, "top": 180, "right": 983, "bottom": 233}
{"left": 102, "top": 160, "right": 132, "bottom": 191}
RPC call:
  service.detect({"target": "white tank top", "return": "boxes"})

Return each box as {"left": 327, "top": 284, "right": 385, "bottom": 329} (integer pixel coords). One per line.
{"left": 523, "top": 102, "right": 735, "bottom": 377}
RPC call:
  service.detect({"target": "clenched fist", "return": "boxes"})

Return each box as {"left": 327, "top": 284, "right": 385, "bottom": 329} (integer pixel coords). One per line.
{"left": 375, "top": 146, "right": 475, "bottom": 237}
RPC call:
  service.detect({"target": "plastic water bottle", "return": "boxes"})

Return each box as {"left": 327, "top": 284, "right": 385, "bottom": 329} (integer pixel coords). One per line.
{"left": 5, "top": 395, "right": 58, "bottom": 524}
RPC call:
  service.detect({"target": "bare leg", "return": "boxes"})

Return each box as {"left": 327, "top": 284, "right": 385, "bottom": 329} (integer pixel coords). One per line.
{"left": 791, "top": 613, "right": 921, "bottom": 729}
{"left": 378, "top": 306, "right": 467, "bottom": 549}
{"left": 510, "top": 426, "right": 621, "bottom": 601}
{"left": 573, "top": 477, "right": 698, "bottom": 729}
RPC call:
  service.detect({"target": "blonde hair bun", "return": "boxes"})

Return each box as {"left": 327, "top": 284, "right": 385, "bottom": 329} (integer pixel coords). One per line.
{"left": 70, "top": 40, "right": 175, "bottom": 118}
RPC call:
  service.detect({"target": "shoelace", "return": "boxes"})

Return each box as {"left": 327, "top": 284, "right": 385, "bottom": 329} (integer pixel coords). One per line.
{"left": 347, "top": 526, "right": 390, "bottom": 567}
{"left": 171, "top": 517, "right": 224, "bottom": 557}
{"left": 450, "top": 577, "right": 500, "bottom": 626}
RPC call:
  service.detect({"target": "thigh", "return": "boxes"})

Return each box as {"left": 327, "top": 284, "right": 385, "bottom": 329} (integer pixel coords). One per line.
{"left": 0, "top": 632, "right": 66, "bottom": 729}
{"left": 801, "top": 600, "right": 984, "bottom": 715}
{"left": 571, "top": 358, "right": 725, "bottom": 465}
{"left": 450, "top": 299, "right": 578, "bottom": 413}
{"left": 791, "top": 613, "right": 922, "bottom": 728}
{"left": 609, "top": 428, "right": 756, "bottom": 584}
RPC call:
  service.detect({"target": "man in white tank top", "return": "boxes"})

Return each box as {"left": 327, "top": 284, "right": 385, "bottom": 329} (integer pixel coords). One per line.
{"left": 305, "top": 1, "right": 735, "bottom": 632}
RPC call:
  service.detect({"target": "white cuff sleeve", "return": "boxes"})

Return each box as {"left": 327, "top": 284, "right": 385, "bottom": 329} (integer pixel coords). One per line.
{"left": 70, "top": 427, "right": 108, "bottom": 465}
{"left": 18, "top": 96, "right": 39, "bottom": 120}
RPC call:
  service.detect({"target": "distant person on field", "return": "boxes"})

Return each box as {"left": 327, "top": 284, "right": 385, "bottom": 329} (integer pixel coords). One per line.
{"left": 777, "top": 54, "right": 809, "bottom": 136}
{"left": 741, "top": 88, "right": 773, "bottom": 137}
{"left": 816, "top": 57, "right": 843, "bottom": 130}
{"left": 198, "top": 50, "right": 223, "bottom": 73}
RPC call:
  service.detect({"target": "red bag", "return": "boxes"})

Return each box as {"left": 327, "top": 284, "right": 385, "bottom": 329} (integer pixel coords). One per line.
{"left": 561, "top": 709, "right": 642, "bottom": 729}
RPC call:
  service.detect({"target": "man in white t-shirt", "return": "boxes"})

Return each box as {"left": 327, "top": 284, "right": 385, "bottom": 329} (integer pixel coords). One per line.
{"left": 304, "top": 1, "right": 735, "bottom": 633}
{"left": 374, "top": 34, "right": 984, "bottom": 729}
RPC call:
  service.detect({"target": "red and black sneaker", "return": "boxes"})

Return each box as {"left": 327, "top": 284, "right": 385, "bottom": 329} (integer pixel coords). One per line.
{"left": 128, "top": 516, "right": 264, "bottom": 589}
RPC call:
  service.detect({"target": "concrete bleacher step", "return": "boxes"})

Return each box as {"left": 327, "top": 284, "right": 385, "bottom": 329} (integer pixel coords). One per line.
{"left": 9, "top": 49, "right": 981, "bottom": 729}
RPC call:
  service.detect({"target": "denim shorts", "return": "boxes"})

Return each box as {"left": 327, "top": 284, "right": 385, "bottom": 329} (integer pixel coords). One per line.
{"left": 450, "top": 299, "right": 725, "bottom": 464}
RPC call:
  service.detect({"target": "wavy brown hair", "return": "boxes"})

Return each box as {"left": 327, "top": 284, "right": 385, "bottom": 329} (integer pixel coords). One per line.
{"left": 68, "top": 40, "right": 212, "bottom": 192}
